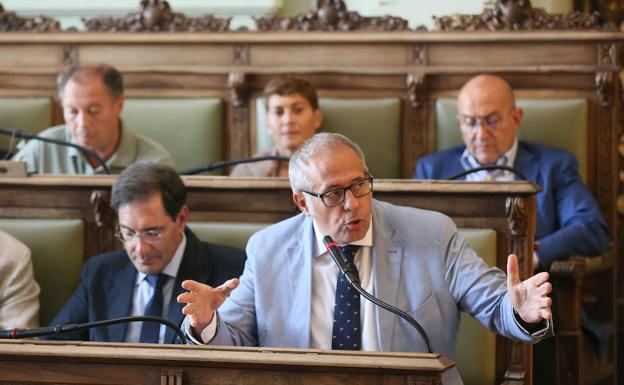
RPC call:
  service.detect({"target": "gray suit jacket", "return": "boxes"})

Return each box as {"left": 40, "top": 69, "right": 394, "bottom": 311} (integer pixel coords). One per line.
{"left": 211, "top": 200, "right": 548, "bottom": 384}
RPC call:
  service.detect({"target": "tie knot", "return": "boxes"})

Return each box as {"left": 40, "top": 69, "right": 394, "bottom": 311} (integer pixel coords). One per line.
{"left": 339, "top": 245, "right": 360, "bottom": 262}
{"left": 145, "top": 273, "right": 167, "bottom": 290}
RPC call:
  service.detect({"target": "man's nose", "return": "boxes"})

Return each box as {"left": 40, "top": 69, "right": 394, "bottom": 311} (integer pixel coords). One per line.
{"left": 343, "top": 189, "right": 360, "bottom": 210}
{"left": 134, "top": 237, "right": 151, "bottom": 255}
{"left": 76, "top": 110, "right": 92, "bottom": 128}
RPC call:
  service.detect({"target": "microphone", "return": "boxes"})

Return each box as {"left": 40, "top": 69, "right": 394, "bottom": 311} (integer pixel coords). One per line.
{"left": 180, "top": 155, "right": 289, "bottom": 175}
{"left": 447, "top": 165, "right": 527, "bottom": 181}
{"left": 0, "top": 127, "right": 110, "bottom": 174}
{"left": 0, "top": 316, "right": 187, "bottom": 344}
{"left": 323, "top": 235, "right": 434, "bottom": 353}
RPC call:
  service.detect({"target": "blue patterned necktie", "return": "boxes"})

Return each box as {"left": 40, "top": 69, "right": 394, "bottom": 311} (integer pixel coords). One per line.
{"left": 139, "top": 273, "right": 167, "bottom": 343}
{"left": 331, "top": 244, "right": 361, "bottom": 350}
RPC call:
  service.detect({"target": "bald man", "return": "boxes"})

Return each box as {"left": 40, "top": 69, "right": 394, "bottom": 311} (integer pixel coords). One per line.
{"left": 413, "top": 74, "right": 610, "bottom": 385}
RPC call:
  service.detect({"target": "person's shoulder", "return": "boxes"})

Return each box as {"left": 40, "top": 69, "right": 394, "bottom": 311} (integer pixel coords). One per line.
{"left": 519, "top": 141, "right": 577, "bottom": 164}
{"left": 0, "top": 230, "right": 30, "bottom": 264}
{"left": 36, "top": 125, "right": 69, "bottom": 139}
{"left": 418, "top": 144, "right": 465, "bottom": 166}
{"left": 125, "top": 128, "right": 175, "bottom": 163}
{"left": 82, "top": 250, "right": 130, "bottom": 275}
{"left": 248, "top": 213, "right": 305, "bottom": 246}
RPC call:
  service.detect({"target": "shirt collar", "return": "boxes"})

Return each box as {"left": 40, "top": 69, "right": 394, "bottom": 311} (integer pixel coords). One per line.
{"left": 68, "top": 120, "right": 133, "bottom": 173}
{"left": 461, "top": 138, "right": 518, "bottom": 169}
{"left": 135, "top": 232, "right": 187, "bottom": 285}
{"left": 311, "top": 215, "right": 373, "bottom": 259}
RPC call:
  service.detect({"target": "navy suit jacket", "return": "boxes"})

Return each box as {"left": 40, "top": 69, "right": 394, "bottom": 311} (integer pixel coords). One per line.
{"left": 46, "top": 228, "right": 245, "bottom": 343}
{"left": 413, "top": 141, "right": 610, "bottom": 269}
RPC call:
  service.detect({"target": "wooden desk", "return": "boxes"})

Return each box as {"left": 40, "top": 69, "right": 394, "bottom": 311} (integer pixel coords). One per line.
{"left": 0, "top": 340, "right": 454, "bottom": 385}
{"left": 0, "top": 175, "right": 538, "bottom": 384}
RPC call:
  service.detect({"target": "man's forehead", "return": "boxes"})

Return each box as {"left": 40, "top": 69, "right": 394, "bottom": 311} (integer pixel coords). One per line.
{"left": 268, "top": 93, "right": 309, "bottom": 107}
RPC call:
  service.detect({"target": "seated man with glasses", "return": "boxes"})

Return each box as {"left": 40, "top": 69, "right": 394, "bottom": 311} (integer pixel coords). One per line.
{"left": 177, "top": 132, "right": 553, "bottom": 385}
{"left": 44, "top": 162, "right": 245, "bottom": 343}
{"left": 413, "top": 74, "right": 610, "bottom": 385}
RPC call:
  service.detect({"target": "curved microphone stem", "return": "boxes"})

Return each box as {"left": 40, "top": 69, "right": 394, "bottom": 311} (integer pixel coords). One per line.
{"left": 323, "top": 236, "right": 433, "bottom": 354}
{"left": 181, "top": 155, "right": 290, "bottom": 175}
{"left": 447, "top": 165, "right": 527, "bottom": 181}
{"left": 0, "top": 127, "right": 110, "bottom": 174}
{"left": 0, "top": 316, "right": 187, "bottom": 344}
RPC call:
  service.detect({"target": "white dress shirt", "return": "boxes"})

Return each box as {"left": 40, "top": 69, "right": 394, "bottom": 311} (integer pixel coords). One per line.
{"left": 125, "top": 234, "right": 186, "bottom": 343}
{"left": 461, "top": 139, "right": 518, "bottom": 181}
{"left": 197, "top": 219, "right": 379, "bottom": 350}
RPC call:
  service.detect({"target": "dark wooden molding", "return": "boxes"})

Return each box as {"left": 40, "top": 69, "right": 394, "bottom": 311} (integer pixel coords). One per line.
{"left": 596, "top": 70, "right": 615, "bottom": 108}
{"left": 0, "top": 3, "right": 61, "bottom": 32}
{"left": 82, "top": 0, "right": 230, "bottom": 32}
{"left": 407, "top": 73, "right": 425, "bottom": 109}
{"left": 434, "top": 0, "right": 599, "bottom": 31}
{"left": 254, "top": 0, "right": 409, "bottom": 32}
{"left": 90, "top": 190, "right": 113, "bottom": 228}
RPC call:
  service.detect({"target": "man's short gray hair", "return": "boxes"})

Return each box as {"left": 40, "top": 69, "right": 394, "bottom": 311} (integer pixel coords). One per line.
{"left": 57, "top": 64, "right": 124, "bottom": 102}
{"left": 288, "top": 132, "right": 367, "bottom": 192}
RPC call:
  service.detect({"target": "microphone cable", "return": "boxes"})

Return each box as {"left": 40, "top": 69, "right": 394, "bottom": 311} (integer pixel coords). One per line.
{"left": 181, "top": 155, "right": 290, "bottom": 175}
{"left": 447, "top": 164, "right": 527, "bottom": 181}
{"left": 0, "top": 316, "right": 186, "bottom": 344}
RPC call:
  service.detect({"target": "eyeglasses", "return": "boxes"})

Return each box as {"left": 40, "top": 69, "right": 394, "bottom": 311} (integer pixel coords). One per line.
{"left": 302, "top": 174, "right": 374, "bottom": 207}
{"left": 458, "top": 113, "right": 504, "bottom": 133}
{"left": 115, "top": 226, "right": 165, "bottom": 245}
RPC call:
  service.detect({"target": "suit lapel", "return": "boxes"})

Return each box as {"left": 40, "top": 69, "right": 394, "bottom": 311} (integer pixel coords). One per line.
{"left": 513, "top": 142, "right": 539, "bottom": 183}
{"left": 106, "top": 262, "right": 136, "bottom": 342}
{"left": 284, "top": 217, "right": 314, "bottom": 347}
{"left": 165, "top": 231, "right": 211, "bottom": 343}
{"left": 371, "top": 202, "right": 403, "bottom": 351}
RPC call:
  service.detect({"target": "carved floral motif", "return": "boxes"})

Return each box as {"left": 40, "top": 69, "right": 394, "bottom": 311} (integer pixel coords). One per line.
{"left": 82, "top": 0, "right": 230, "bottom": 32}
{"left": 434, "top": 0, "right": 600, "bottom": 31}
{"left": 0, "top": 3, "right": 61, "bottom": 32}
{"left": 254, "top": 0, "right": 409, "bottom": 32}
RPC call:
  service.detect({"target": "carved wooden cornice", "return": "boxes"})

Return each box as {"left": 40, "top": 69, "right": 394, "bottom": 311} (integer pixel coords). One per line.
{"left": 0, "top": 3, "right": 61, "bottom": 32}
{"left": 254, "top": 0, "right": 409, "bottom": 32}
{"left": 82, "top": 0, "right": 231, "bottom": 32}
{"left": 434, "top": 0, "right": 600, "bottom": 31}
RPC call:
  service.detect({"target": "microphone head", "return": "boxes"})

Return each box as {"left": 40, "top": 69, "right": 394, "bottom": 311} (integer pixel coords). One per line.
{"left": 322, "top": 235, "right": 340, "bottom": 253}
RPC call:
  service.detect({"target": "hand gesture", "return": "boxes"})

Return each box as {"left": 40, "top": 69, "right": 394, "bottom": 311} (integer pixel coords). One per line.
{"left": 177, "top": 278, "right": 239, "bottom": 336}
{"left": 506, "top": 254, "right": 552, "bottom": 324}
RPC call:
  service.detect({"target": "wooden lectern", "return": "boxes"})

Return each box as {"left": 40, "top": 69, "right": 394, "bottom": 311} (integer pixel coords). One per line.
{"left": 0, "top": 340, "right": 453, "bottom": 384}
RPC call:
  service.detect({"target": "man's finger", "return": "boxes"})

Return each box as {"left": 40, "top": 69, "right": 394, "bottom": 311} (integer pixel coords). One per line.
{"left": 216, "top": 278, "right": 240, "bottom": 297}
{"left": 525, "top": 272, "right": 549, "bottom": 287}
{"left": 506, "top": 254, "right": 521, "bottom": 288}
{"left": 181, "top": 279, "right": 212, "bottom": 293}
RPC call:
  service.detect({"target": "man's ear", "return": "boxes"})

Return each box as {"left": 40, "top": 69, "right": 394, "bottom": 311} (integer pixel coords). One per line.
{"left": 313, "top": 109, "right": 324, "bottom": 130}
{"left": 511, "top": 107, "right": 523, "bottom": 133}
{"left": 293, "top": 192, "right": 310, "bottom": 216}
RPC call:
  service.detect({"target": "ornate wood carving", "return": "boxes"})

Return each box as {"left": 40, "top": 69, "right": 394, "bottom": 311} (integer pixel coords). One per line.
{"left": 63, "top": 45, "right": 77, "bottom": 67}
{"left": 234, "top": 45, "right": 250, "bottom": 66}
{"left": 228, "top": 71, "right": 248, "bottom": 108}
{"left": 599, "top": 43, "right": 617, "bottom": 66}
{"left": 0, "top": 3, "right": 61, "bottom": 32}
{"left": 82, "top": 0, "right": 230, "bottom": 32}
{"left": 411, "top": 45, "right": 426, "bottom": 66}
{"left": 254, "top": 0, "right": 409, "bottom": 32}
{"left": 90, "top": 190, "right": 113, "bottom": 228}
{"left": 407, "top": 73, "right": 425, "bottom": 109}
{"left": 433, "top": 0, "right": 599, "bottom": 31}
{"left": 596, "top": 70, "right": 615, "bottom": 108}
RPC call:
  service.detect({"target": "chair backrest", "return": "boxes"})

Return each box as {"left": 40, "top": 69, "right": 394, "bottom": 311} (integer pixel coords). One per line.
{"left": 0, "top": 219, "right": 84, "bottom": 327}
{"left": 456, "top": 228, "right": 497, "bottom": 385}
{"left": 435, "top": 98, "right": 588, "bottom": 181}
{"left": 188, "top": 220, "right": 496, "bottom": 385}
{"left": 122, "top": 98, "right": 223, "bottom": 172}
{"left": 0, "top": 97, "right": 54, "bottom": 154}
{"left": 255, "top": 97, "right": 402, "bottom": 178}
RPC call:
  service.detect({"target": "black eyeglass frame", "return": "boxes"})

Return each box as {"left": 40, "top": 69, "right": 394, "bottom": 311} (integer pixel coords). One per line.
{"left": 301, "top": 173, "right": 374, "bottom": 207}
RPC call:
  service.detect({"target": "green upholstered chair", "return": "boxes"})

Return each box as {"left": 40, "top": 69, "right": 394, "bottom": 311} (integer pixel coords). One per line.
{"left": 0, "top": 97, "right": 54, "bottom": 155}
{"left": 255, "top": 98, "right": 402, "bottom": 178}
{"left": 435, "top": 98, "right": 588, "bottom": 181}
{"left": 189, "top": 220, "right": 496, "bottom": 385}
{"left": 0, "top": 219, "right": 84, "bottom": 327}
{"left": 188, "top": 222, "right": 268, "bottom": 250}
{"left": 122, "top": 98, "right": 224, "bottom": 172}
{"left": 456, "top": 228, "right": 498, "bottom": 385}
